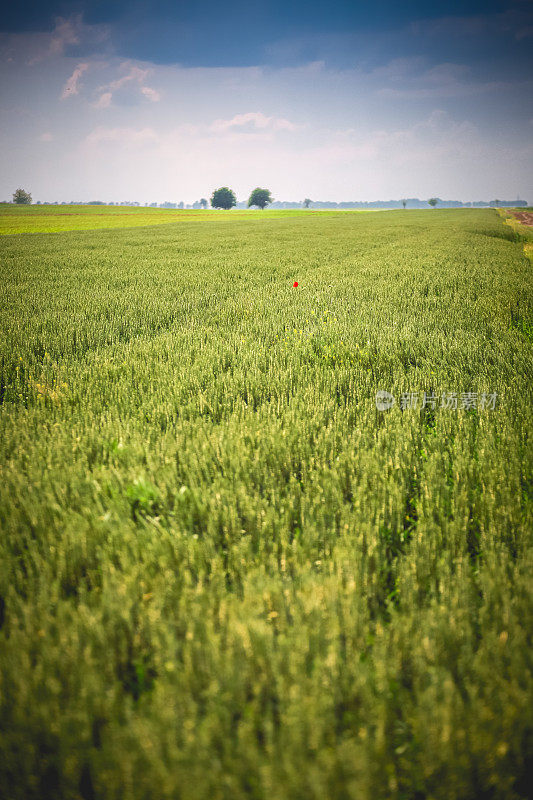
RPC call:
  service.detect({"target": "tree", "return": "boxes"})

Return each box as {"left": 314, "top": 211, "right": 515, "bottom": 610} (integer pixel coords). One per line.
{"left": 401, "top": 199, "right": 407, "bottom": 209}
{"left": 210, "top": 187, "right": 237, "bottom": 210}
{"left": 428, "top": 197, "right": 438, "bottom": 208}
{"left": 200, "top": 198, "right": 208, "bottom": 209}
{"left": 13, "top": 188, "right": 32, "bottom": 205}
{"left": 248, "top": 188, "right": 273, "bottom": 209}
{"left": 303, "top": 198, "right": 312, "bottom": 209}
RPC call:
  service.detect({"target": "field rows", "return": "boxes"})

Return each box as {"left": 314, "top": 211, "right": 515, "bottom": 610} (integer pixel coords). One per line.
{"left": 0, "top": 209, "right": 532, "bottom": 799}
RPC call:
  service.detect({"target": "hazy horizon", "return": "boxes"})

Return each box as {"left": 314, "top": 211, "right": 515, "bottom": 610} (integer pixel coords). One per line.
{"left": 6, "top": 198, "right": 528, "bottom": 207}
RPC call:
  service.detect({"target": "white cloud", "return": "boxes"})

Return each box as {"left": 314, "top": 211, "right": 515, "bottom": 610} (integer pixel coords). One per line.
{"left": 108, "top": 64, "right": 149, "bottom": 91}
{"left": 61, "top": 63, "right": 89, "bottom": 99}
{"left": 49, "top": 17, "right": 82, "bottom": 57}
{"left": 210, "top": 111, "right": 297, "bottom": 133}
{"left": 375, "top": 59, "right": 531, "bottom": 100}
{"left": 94, "top": 91, "right": 112, "bottom": 108}
{"left": 94, "top": 63, "right": 160, "bottom": 107}
{"left": 79, "top": 109, "right": 482, "bottom": 192}
{"left": 302, "top": 110, "right": 483, "bottom": 173}
{"left": 140, "top": 86, "right": 161, "bottom": 102}
{"left": 21, "top": 15, "right": 110, "bottom": 65}
{"left": 84, "top": 126, "right": 159, "bottom": 147}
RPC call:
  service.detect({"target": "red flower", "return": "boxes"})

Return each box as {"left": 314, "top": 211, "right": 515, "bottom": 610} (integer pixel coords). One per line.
{"left": 293, "top": 281, "right": 299, "bottom": 287}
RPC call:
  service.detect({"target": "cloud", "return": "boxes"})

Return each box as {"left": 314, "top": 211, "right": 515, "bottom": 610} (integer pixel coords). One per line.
{"left": 210, "top": 111, "right": 297, "bottom": 133}
{"left": 39, "top": 132, "right": 53, "bottom": 141}
{"left": 76, "top": 109, "right": 504, "bottom": 205}
{"left": 94, "top": 91, "right": 112, "bottom": 108}
{"left": 140, "top": 86, "right": 161, "bottom": 102}
{"left": 22, "top": 15, "right": 110, "bottom": 65}
{"left": 82, "top": 114, "right": 294, "bottom": 152}
{"left": 26, "top": 16, "right": 82, "bottom": 64}
{"left": 107, "top": 64, "right": 149, "bottom": 91}
{"left": 374, "top": 58, "right": 529, "bottom": 100}
{"left": 304, "top": 110, "right": 483, "bottom": 172}
{"left": 61, "top": 63, "right": 89, "bottom": 99}
{"left": 84, "top": 126, "right": 159, "bottom": 147}
{"left": 49, "top": 17, "right": 82, "bottom": 57}
{"left": 370, "top": 57, "right": 426, "bottom": 80}
{"left": 94, "top": 63, "right": 160, "bottom": 107}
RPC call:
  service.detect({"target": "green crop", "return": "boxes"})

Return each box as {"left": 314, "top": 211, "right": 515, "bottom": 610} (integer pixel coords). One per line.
{"left": 0, "top": 208, "right": 532, "bottom": 799}
{"left": 0, "top": 204, "right": 371, "bottom": 236}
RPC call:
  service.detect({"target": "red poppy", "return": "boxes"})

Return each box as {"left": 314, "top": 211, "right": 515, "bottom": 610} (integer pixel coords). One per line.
{"left": 293, "top": 281, "right": 299, "bottom": 287}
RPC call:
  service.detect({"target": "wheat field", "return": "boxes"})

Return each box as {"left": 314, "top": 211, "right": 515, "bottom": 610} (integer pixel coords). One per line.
{"left": 0, "top": 206, "right": 532, "bottom": 799}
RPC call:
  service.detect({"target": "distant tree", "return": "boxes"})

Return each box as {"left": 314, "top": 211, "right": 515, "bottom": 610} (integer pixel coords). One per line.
{"left": 200, "top": 198, "right": 208, "bottom": 209}
{"left": 211, "top": 187, "right": 237, "bottom": 210}
{"left": 428, "top": 197, "right": 438, "bottom": 208}
{"left": 494, "top": 199, "right": 500, "bottom": 207}
{"left": 13, "top": 188, "right": 32, "bottom": 204}
{"left": 303, "top": 198, "right": 312, "bottom": 209}
{"left": 401, "top": 199, "right": 407, "bottom": 209}
{"left": 248, "top": 188, "right": 273, "bottom": 209}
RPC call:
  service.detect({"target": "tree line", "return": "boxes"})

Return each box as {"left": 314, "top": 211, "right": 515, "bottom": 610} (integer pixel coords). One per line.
{"left": 8, "top": 187, "right": 275, "bottom": 209}
{"left": 14, "top": 188, "right": 519, "bottom": 209}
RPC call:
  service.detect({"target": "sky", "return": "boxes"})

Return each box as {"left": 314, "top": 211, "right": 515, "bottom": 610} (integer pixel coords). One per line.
{"left": 1, "top": 0, "right": 532, "bottom": 204}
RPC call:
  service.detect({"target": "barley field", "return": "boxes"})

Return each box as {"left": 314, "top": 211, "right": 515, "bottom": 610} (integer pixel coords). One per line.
{"left": 0, "top": 207, "right": 532, "bottom": 799}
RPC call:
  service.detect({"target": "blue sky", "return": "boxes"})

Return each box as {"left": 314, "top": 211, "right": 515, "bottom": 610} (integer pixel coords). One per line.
{"left": 1, "top": 0, "right": 532, "bottom": 202}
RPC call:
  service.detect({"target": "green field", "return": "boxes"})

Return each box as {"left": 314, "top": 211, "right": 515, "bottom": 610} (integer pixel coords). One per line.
{"left": 0, "top": 204, "right": 362, "bottom": 235}
{"left": 0, "top": 208, "right": 532, "bottom": 799}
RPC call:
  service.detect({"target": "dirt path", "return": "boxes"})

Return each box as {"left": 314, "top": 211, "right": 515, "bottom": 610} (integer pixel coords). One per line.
{"left": 510, "top": 211, "right": 533, "bottom": 226}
